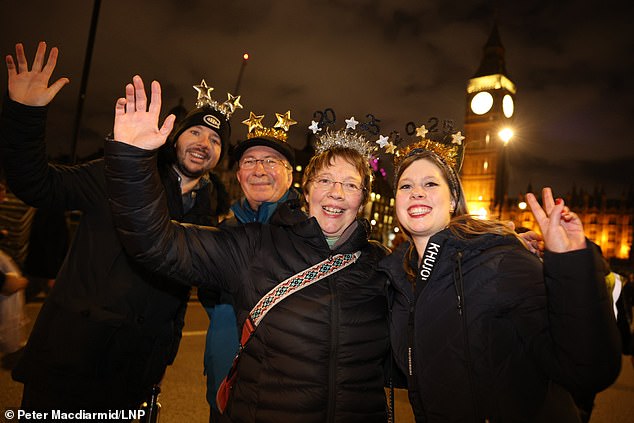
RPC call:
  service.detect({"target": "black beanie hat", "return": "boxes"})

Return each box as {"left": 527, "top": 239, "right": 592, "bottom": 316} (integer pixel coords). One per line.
{"left": 168, "top": 106, "right": 231, "bottom": 161}
{"left": 232, "top": 135, "right": 295, "bottom": 167}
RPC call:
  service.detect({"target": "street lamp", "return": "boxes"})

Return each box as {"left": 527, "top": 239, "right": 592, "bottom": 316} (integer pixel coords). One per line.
{"left": 498, "top": 128, "right": 513, "bottom": 145}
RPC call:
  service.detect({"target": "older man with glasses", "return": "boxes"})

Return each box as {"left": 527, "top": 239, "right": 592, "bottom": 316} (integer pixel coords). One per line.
{"left": 198, "top": 112, "right": 300, "bottom": 422}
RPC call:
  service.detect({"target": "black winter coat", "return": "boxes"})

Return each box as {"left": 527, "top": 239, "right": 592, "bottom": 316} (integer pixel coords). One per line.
{"left": 379, "top": 229, "right": 621, "bottom": 423}
{"left": 0, "top": 97, "right": 227, "bottom": 409}
{"left": 105, "top": 141, "right": 390, "bottom": 423}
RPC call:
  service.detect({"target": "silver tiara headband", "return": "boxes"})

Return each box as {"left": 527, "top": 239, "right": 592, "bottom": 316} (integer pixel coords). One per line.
{"left": 308, "top": 111, "right": 388, "bottom": 160}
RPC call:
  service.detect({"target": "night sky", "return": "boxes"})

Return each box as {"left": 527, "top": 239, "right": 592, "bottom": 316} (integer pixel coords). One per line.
{"left": 1, "top": 0, "right": 632, "bottom": 197}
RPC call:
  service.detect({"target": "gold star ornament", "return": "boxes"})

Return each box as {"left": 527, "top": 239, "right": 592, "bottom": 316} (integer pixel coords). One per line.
{"left": 242, "top": 112, "right": 265, "bottom": 133}
{"left": 274, "top": 111, "right": 297, "bottom": 131}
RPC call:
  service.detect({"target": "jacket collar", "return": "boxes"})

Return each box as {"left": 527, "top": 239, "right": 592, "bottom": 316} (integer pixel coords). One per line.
{"left": 290, "top": 216, "right": 371, "bottom": 255}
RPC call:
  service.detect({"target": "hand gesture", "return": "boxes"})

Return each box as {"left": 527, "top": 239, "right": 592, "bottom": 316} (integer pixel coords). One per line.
{"left": 517, "top": 230, "right": 545, "bottom": 258}
{"left": 5, "top": 42, "right": 69, "bottom": 106}
{"left": 1, "top": 272, "right": 28, "bottom": 296}
{"left": 113, "top": 75, "right": 175, "bottom": 150}
{"left": 526, "top": 187, "right": 586, "bottom": 253}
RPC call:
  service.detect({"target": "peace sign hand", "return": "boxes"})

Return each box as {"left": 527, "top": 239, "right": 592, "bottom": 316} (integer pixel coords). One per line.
{"left": 526, "top": 187, "right": 586, "bottom": 253}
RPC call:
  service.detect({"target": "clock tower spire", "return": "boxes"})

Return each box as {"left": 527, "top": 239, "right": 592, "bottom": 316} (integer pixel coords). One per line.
{"left": 461, "top": 22, "right": 516, "bottom": 218}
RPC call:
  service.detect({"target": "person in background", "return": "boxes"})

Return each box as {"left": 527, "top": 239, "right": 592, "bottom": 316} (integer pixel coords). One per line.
{"left": 0, "top": 42, "right": 233, "bottom": 413}
{"left": 378, "top": 126, "right": 621, "bottom": 422}
{"left": 199, "top": 110, "right": 298, "bottom": 422}
{"left": 617, "top": 272, "right": 634, "bottom": 367}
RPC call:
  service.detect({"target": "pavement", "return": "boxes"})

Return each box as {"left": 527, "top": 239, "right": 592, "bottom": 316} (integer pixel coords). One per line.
{"left": 1, "top": 300, "right": 633, "bottom": 422}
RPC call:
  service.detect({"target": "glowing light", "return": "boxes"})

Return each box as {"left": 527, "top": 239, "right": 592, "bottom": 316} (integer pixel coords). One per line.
{"left": 498, "top": 128, "right": 513, "bottom": 144}
{"left": 295, "top": 165, "right": 302, "bottom": 172}
{"left": 243, "top": 53, "right": 249, "bottom": 60}
{"left": 620, "top": 244, "right": 630, "bottom": 258}
{"left": 503, "top": 94, "right": 514, "bottom": 118}
{"left": 467, "top": 74, "right": 516, "bottom": 94}
{"left": 470, "top": 92, "right": 493, "bottom": 115}
{"left": 394, "top": 227, "right": 400, "bottom": 233}
{"left": 518, "top": 201, "right": 527, "bottom": 210}
{"left": 370, "top": 219, "right": 377, "bottom": 226}
{"left": 475, "top": 207, "right": 488, "bottom": 219}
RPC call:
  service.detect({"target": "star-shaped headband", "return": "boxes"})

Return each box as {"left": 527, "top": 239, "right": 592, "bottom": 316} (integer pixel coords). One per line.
{"left": 193, "top": 79, "right": 243, "bottom": 120}
{"left": 308, "top": 111, "right": 386, "bottom": 160}
{"left": 242, "top": 110, "right": 297, "bottom": 141}
{"left": 380, "top": 119, "right": 465, "bottom": 173}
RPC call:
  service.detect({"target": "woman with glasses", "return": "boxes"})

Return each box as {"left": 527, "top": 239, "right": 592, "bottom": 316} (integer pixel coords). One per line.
{"left": 105, "top": 76, "right": 390, "bottom": 423}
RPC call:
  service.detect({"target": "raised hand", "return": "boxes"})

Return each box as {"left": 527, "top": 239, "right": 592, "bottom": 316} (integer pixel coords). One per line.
{"left": 526, "top": 187, "right": 586, "bottom": 253}
{"left": 113, "top": 75, "right": 175, "bottom": 150}
{"left": 5, "top": 41, "right": 69, "bottom": 106}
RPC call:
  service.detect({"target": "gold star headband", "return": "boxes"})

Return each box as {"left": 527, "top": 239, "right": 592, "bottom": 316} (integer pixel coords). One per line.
{"left": 193, "top": 79, "right": 243, "bottom": 120}
{"left": 384, "top": 122, "right": 466, "bottom": 173}
{"left": 384, "top": 120, "right": 466, "bottom": 194}
{"left": 242, "top": 110, "right": 297, "bottom": 141}
{"left": 309, "top": 113, "right": 384, "bottom": 160}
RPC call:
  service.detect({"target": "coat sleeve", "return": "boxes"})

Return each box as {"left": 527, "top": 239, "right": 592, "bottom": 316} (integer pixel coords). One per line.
{"left": 498, "top": 245, "right": 621, "bottom": 395}
{"left": 104, "top": 140, "right": 251, "bottom": 294}
{"left": 0, "top": 96, "right": 104, "bottom": 211}
{"left": 541, "top": 245, "right": 622, "bottom": 392}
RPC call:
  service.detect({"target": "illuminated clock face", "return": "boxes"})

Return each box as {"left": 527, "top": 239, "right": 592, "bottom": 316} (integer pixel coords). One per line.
{"left": 503, "top": 94, "right": 514, "bottom": 118}
{"left": 470, "top": 91, "right": 493, "bottom": 115}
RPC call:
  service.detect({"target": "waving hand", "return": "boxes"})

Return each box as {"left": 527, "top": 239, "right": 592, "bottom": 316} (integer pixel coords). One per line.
{"left": 113, "top": 75, "right": 175, "bottom": 150}
{"left": 5, "top": 41, "right": 69, "bottom": 106}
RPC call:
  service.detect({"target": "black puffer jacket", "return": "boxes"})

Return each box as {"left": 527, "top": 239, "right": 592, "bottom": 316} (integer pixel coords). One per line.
{"left": 105, "top": 141, "right": 390, "bottom": 423}
{"left": 0, "top": 97, "right": 227, "bottom": 409}
{"left": 379, "top": 229, "right": 621, "bottom": 423}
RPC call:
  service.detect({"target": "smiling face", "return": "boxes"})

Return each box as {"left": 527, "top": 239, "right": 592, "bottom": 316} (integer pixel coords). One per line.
{"left": 174, "top": 125, "right": 222, "bottom": 179}
{"left": 236, "top": 145, "right": 293, "bottom": 210}
{"left": 305, "top": 155, "right": 365, "bottom": 237}
{"left": 395, "top": 157, "right": 455, "bottom": 245}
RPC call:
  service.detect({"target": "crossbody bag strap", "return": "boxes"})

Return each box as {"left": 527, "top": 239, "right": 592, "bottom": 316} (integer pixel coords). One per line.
{"left": 240, "top": 251, "right": 361, "bottom": 345}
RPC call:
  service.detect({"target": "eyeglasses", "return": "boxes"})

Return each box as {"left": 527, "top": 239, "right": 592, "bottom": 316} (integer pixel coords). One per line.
{"left": 240, "top": 158, "right": 288, "bottom": 170}
{"left": 310, "top": 177, "right": 364, "bottom": 193}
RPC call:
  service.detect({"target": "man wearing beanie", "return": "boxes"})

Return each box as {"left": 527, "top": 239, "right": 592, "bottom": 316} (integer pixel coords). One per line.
{"left": 0, "top": 42, "right": 231, "bottom": 413}
{"left": 199, "top": 115, "right": 301, "bottom": 422}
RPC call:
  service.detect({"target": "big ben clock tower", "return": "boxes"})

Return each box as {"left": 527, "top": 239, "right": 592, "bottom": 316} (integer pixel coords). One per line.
{"left": 461, "top": 23, "right": 516, "bottom": 218}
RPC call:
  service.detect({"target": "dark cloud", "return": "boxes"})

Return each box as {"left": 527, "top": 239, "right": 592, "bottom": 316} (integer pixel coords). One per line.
{"left": 1, "top": 0, "right": 632, "bottom": 196}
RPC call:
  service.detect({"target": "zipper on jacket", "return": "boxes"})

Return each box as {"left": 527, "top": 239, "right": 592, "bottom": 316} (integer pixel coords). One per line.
{"left": 453, "top": 251, "right": 481, "bottom": 422}
{"left": 453, "top": 252, "right": 465, "bottom": 316}
{"left": 407, "top": 304, "right": 415, "bottom": 376}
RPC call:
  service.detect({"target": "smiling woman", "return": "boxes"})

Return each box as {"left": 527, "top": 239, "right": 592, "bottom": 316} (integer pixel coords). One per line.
{"left": 378, "top": 125, "right": 622, "bottom": 422}
{"left": 302, "top": 148, "right": 371, "bottom": 238}
{"left": 104, "top": 75, "right": 393, "bottom": 423}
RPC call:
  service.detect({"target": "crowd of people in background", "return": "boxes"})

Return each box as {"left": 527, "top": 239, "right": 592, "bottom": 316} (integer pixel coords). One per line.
{"left": 0, "top": 40, "right": 632, "bottom": 423}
